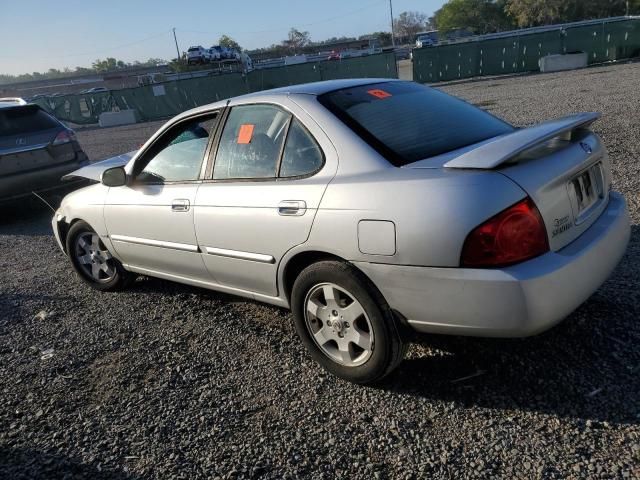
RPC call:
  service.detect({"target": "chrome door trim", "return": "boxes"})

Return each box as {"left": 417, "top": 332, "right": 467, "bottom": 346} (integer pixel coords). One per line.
{"left": 110, "top": 234, "right": 199, "bottom": 252}
{"left": 123, "top": 263, "right": 289, "bottom": 308}
{"left": 204, "top": 246, "right": 275, "bottom": 264}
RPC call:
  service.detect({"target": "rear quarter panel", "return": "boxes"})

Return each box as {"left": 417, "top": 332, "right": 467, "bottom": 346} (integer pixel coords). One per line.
{"left": 306, "top": 168, "right": 527, "bottom": 267}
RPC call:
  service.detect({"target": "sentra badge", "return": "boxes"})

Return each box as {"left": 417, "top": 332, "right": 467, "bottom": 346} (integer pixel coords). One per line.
{"left": 552, "top": 215, "right": 572, "bottom": 237}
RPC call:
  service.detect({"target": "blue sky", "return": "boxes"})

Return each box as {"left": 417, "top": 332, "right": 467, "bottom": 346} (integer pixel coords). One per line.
{"left": 1, "top": 0, "right": 444, "bottom": 75}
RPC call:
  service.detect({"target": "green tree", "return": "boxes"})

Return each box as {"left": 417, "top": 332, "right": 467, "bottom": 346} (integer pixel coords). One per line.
{"left": 92, "top": 57, "right": 118, "bottom": 72}
{"left": 46, "top": 68, "right": 62, "bottom": 78}
{"left": 142, "top": 58, "right": 166, "bottom": 66}
{"left": 283, "top": 28, "right": 311, "bottom": 54}
{"left": 363, "top": 31, "right": 393, "bottom": 47}
{"left": 434, "top": 0, "right": 514, "bottom": 34}
{"left": 506, "top": 0, "right": 569, "bottom": 26}
{"left": 168, "top": 54, "right": 189, "bottom": 72}
{"left": 506, "top": 0, "right": 640, "bottom": 27}
{"left": 393, "top": 11, "right": 431, "bottom": 42}
{"left": 218, "top": 35, "right": 242, "bottom": 51}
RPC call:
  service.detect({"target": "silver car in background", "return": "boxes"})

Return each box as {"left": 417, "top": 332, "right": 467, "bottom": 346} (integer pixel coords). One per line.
{"left": 52, "top": 79, "right": 630, "bottom": 384}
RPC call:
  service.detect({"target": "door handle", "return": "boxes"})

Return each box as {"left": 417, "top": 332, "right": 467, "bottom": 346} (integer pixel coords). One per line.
{"left": 278, "top": 200, "right": 306, "bottom": 216}
{"left": 171, "top": 199, "right": 190, "bottom": 212}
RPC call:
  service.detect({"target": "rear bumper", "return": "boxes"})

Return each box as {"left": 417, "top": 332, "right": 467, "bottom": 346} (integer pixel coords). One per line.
{"left": 0, "top": 158, "right": 88, "bottom": 203}
{"left": 355, "top": 192, "right": 630, "bottom": 337}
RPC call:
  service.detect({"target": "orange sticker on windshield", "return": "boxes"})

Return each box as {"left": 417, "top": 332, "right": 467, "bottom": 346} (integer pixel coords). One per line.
{"left": 237, "top": 124, "right": 254, "bottom": 144}
{"left": 367, "top": 89, "right": 392, "bottom": 99}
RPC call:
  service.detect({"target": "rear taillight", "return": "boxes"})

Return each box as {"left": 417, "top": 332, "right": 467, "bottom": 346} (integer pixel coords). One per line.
{"left": 52, "top": 129, "right": 76, "bottom": 146}
{"left": 461, "top": 197, "right": 549, "bottom": 268}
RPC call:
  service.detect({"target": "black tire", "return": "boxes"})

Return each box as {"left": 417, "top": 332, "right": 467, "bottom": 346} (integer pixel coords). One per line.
{"left": 66, "top": 220, "right": 134, "bottom": 291}
{"left": 291, "top": 260, "right": 407, "bottom": 384}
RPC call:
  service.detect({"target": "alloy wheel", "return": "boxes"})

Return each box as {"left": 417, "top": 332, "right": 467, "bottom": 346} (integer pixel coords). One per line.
{"left": 74, "top": 232, "right": 115, "bottom": 283}
{"left": 304, "top": 282, "right": 374, "bottom": 367}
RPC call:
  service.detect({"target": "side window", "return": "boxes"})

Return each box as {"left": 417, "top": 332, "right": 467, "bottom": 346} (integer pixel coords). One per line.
{"left": 280, "top": 119, "right": 324, "bottom": 177}
{"left": 213, "top": 105, "right": 290, "bottom": 180}
{"left": 137, "top": 114, "right": 218, "bottom": 183}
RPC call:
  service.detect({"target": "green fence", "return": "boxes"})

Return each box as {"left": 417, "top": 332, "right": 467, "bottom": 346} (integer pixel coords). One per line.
{"left": 33, "top": 53, "right": 397, "bottom": 125}
{"left": 413, "top": 18, "right": 640, "bottom": 83}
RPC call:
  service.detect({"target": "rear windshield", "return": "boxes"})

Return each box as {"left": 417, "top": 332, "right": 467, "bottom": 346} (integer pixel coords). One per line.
{"left": 318, "top": 81, "right": 514, "bottom": 166}
{"left": 0, "top": 105, "right": 60, "bottom": 137}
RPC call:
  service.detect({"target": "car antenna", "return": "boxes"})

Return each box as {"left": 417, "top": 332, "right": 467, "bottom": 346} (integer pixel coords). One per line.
{"left": 31, "top": 191, "right": 56, "bottom": 213}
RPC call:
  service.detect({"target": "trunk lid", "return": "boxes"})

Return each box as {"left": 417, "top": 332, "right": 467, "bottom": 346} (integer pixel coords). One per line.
{"left": 498, "top": 132, "right": 610, "bottom": 251}
{"left": 407, "top": 113, "right": 611, "bottom": 251}
{"left": 0, "top": 104, "right": 67, "bottom": 175}
{"left": 0, "top": 128, "right": 60, "bottom": 153}
{"left": 0, "top": 127, "right": 66, "bottom": 177}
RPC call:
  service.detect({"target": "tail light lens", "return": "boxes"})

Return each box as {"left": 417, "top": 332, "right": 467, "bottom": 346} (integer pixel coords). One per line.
{"left": 52, "top": 129, "right": 76, "bottom": 146}
{"left": 461, "top": 197, "right": 549, "bottom": 268}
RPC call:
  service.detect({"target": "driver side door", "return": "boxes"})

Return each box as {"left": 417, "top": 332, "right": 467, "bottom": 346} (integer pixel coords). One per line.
{"left": 104, "top": 112, "right": 219, "bottom": 281}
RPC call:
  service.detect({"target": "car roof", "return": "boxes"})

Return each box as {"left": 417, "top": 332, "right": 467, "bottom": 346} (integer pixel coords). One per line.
{"left": 177, "top": 78, "right": 404, "bottom": 120}
{"left": 249, "top": 78, "right": 401, "bottom": 96}
{"left": 171, "top": 78, "right": 405, "bottom": 123}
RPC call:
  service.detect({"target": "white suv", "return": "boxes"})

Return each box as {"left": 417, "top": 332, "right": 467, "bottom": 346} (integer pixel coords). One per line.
{"left": 208, "top": 46, "right": 223, "bottom": 61}
{"left": 416, "top": 36, "right": 436, "bottom": 48}
{"left": 187, "top": 46, "right": 211, "bottom": 65}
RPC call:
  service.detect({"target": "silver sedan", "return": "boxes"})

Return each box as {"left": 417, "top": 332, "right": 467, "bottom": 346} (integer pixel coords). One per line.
{"left": 53, "top": 79, "right": 630, "bottom": 384}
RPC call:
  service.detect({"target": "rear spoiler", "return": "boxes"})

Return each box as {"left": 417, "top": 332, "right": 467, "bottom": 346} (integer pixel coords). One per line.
{"left": 444, "top": 112, "right": 600, "bottom": 169}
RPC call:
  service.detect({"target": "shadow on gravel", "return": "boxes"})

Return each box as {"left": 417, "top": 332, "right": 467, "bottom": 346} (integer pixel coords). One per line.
{"left": 115, "top": 226, "right": 639, "bottom": 427}
{"left": 387, "top": 327, "right": 639, "bottom": 425}
{"left": 0, "top": 200, "right": 55, "bottom": 237}
{"left": 0, "top": 446, "right": 137, "bottom": 479}
{"left": 0, "top": 292, "right": 78, "bottom": 329}
{"left": 380, "top": 225, "right": 640, "bottom": 426}
{"left": 0, "top": 183, "right": 90, "bottom": 237}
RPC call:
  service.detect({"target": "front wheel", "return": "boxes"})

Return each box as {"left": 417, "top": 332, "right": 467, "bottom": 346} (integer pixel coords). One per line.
{"left": 66, "top": 221, "right": 134, "bottom": 291}
{"left": 291, "top": 261, "right": 407, "bottom": 384}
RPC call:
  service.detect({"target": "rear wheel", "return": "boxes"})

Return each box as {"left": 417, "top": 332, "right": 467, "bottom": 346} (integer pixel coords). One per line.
{"left": 291, "top": 260, "right": 407, "bottom": 384}
{"left": 66, "top": 221, "right": 133, "bottom": 291}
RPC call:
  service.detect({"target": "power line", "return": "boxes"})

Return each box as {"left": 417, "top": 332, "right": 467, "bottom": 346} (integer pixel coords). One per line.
{"left": 0, "top": 0, "right": 394, "bottom": 65}
{"left": 178, "top": 0, "right": 388, "bottom": 36}
{"left": 0, "top": 30, "right": 172, "bottom": 60}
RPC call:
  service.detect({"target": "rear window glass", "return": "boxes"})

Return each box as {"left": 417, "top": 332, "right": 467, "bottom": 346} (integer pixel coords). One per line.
{"left": 0, "top": 106, "right": 60, "bottom": 137}
{"left": 318, "top": 81, "right": 514, "bottom": 166}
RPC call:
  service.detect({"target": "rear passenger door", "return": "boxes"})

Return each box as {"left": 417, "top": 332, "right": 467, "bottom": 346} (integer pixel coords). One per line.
{"left": 194, "top": 102, "right": 336, "bottom": 297}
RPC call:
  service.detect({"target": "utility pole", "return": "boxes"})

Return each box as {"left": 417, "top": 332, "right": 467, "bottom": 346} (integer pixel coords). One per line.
{"left": 172, "top": 28, "right": 181, "bottom": 62}
{"left": 389, "top": 0, "right": 396, "bottom": 48}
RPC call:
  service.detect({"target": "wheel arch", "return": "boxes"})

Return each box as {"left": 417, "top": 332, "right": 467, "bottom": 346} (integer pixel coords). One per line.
{"left": 280, "top": 249, "right": 414, "bottom": 340}
{"left": 281, "top": 250, "right": 345, "bottom": 303}
{"left": 280, "top": 249, "right": 390, "bottom": 307}
{"left": 56, "top": 216, "right": 85, "bottom": 254}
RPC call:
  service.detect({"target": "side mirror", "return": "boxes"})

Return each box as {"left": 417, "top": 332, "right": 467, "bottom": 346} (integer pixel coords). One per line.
{"left": 101, "top": 166, "right": 127, "bottom": 187}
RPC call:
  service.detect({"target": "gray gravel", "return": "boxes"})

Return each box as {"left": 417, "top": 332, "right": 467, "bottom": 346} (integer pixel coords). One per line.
{"left": 1, "top": 63, "right": 639, "bottom": 479}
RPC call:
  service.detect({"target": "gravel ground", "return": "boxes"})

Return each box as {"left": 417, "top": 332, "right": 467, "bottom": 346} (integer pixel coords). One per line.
{"left": 1, "top": 63, "right": 639, "bottom": 479}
